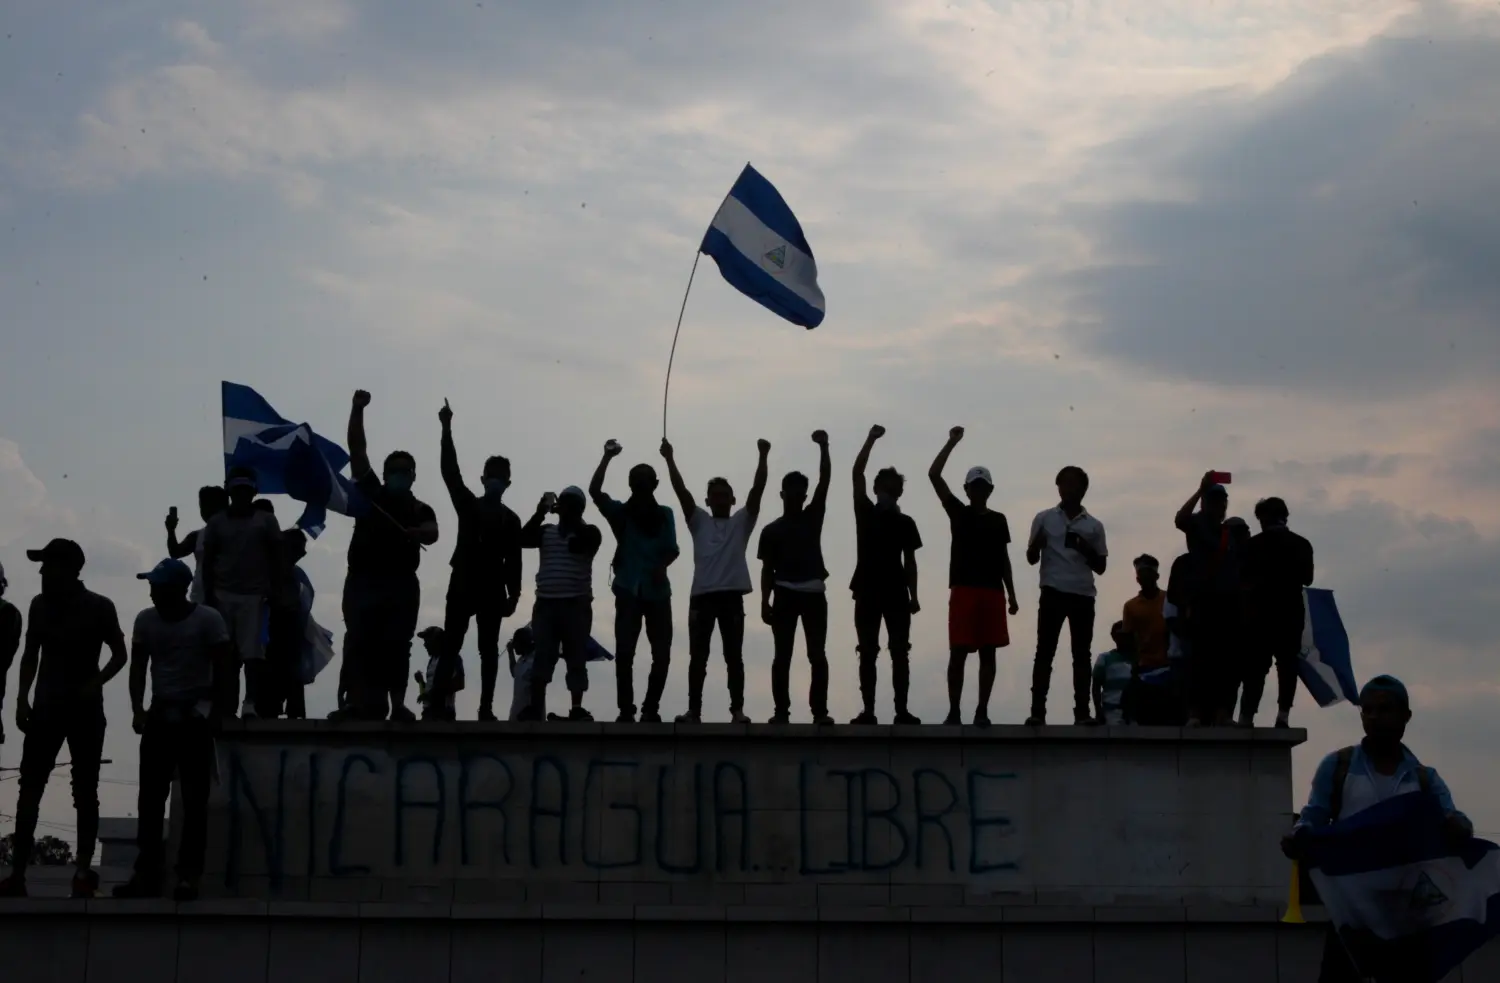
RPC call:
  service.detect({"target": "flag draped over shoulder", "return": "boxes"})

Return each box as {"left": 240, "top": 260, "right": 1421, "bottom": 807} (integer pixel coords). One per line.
{"left": 221, "top": 382, "right": 364, "bottom": 537}
{"left": 1298, "top": 587, "right": 1360, "bottom": 707}
{"left": 700, "top": 163, "right": 825, "bottom": 329}
{"left": 1305, "top": 791, "right": 1500, "bottom": 982}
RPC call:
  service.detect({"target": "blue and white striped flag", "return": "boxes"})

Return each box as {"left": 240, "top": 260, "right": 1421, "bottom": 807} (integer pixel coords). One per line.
{"left": 1298, "top": 587, "right": 1361, "bottom": 707}
{"left": 700, "top": 164, "right": 825, "bottom": 329}
{"left": 1306, "top": 791, "right": 1500, "bottom": 981}
{"left": 221, "top": 382, "right": 363, "bottom": 537}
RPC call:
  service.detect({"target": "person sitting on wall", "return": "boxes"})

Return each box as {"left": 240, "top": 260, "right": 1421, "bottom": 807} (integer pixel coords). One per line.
{"left": 1090, "top": 621, "right": 1136, "bottom": 726}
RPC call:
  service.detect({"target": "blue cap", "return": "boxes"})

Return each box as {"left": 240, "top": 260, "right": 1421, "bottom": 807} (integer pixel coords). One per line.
{"left": 137, "top": 558, "right": 194, "bottom": 588}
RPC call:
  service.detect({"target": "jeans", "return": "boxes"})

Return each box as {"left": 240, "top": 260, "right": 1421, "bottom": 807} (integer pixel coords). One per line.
{"left": 134, "top": 706, "right": 214, "bottom": 882}
{"left": 687, "top": 592, "right": 746, "bottom": 716}
{"left": 443, "top": 576, "right": 508, "bottom": 713}
{"left": 1187, "top": 593, "right": 1242, "bottom": 719}
{"left": 853, "top": 594, "right": 912, "bottom": 714}
{"left": 342, "top": 570, "right": 420, "bottom": 719}
{"left": 1240, "top": 604, "right": 1304, "bottom": 719}
{"left": 615, "top": 594, "right": 673, "bottom": 717}
{"left": 263, "top": 603, "right": 305, "bottom": 719}
{"left": 530, "top": 596, "right": 592, "bottom": 710}
{"left": 770, "top": 589, "right": 829, "bottom": 718}
{"left": 1032, "top": 586, "right": 1096, "bottom": 718}
{"left": 11, "top": 703, "right": 105, "bottom": 871}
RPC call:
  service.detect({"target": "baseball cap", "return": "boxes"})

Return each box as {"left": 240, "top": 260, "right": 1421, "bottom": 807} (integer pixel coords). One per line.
{"left": 559, "top": 485, "right": 586, "bottom": 503}
{"left": 137, "top": 558, "right": 194, "bottom": 587}
{"left": 964, "top": 466, "right": 993, "bottom": 487}
{"left": 27, "top": 538, "right": 86, "bottom": 571}
{"left": 416, "top": 626, "right": 445, "bottom": 642}
{"left": 226, "top": 466, "right": 259, "bottom": 491}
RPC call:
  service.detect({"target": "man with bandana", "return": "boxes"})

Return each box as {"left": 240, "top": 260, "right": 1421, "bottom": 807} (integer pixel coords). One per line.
{"left": 850, "top": 425, "right": 923, "bottom": 725}
{"left": 437, "top": 399, "right": 522, "bottom": 721}
{"left": 334, "top": 389, "right": 439, "bottom": 722}
{"left": 1282, "top": 675, "right": 1473, "bottom": 983}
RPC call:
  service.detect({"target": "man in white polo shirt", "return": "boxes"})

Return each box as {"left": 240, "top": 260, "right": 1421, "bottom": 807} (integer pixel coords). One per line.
{"left": 1025, "top": 465, "right": 1108, "bottom": 725}
{"left": 660, "top": 437, "right": 770, "bottom": 723}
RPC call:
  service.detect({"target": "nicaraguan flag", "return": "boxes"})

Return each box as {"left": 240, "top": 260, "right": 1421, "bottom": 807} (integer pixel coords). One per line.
{"left": 1298, "top": 587, "right": 1360, "bottom": 707}
{"left": 221, "top": 382, "right": 363, "bottom": 536}
{"left": 1305, "top": 792, "right": 1500, "bottom": 982}
{"left": 700, "top": 163, "right": 825, "bottom": 328}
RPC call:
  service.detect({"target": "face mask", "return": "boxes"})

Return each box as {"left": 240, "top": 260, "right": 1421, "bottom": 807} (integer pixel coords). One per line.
{"left": 483, "top": 478, "right": 510, "bottom": 498}
{"left": 385, "top": 472, "right": 414, "bottom": 494}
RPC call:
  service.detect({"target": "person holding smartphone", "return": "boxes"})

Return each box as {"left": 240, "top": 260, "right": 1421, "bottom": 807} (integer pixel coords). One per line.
{"left": 1025, "top": 466, "right": 1108, "bottom": 725}
{"left": 519, "top": 486, "right": 603, "bottom": 721}
{"left": 1174, "top": 471, "right": 1244, "bottom": 725}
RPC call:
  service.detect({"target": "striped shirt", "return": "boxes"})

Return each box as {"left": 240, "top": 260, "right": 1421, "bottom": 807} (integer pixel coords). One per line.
{"left": 533, "top": 522, "right": 598, "bottom": 600}
{"left": 1092, "top": 649, "right": 1133, "bottom": 724}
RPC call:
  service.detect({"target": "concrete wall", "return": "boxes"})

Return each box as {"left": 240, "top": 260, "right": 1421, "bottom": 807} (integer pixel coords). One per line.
{"left": 201, "top": 721, "right": 1299, "bottom": 907}
{"left": 2, "top": 904, "right": 1494, "bottom": 982}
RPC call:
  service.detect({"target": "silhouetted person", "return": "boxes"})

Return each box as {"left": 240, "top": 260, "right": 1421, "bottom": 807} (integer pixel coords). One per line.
{"left": 1282, "top": 676, "right": 1472, "bottom": 983}
{"left": 1243, "top": 496, "right": 1315, "bottom": 728}
{"left": 520, "top": 488, "right": 603, "bottom": 720}
{"left": 0, "top": 540, "right": 127, "bottom": 899}
{"left": 929, "top": 426, "right": 1017, "bottom": 727}
{"left": 200, "top": 467, "right": 282, "bottom": 719}
{"left": 1026, "top": 466, "right": 1108, "bottom": 725}
{"left": 1091, "top": 620, "right": 1135, "bottom": 726}
{"left": 414, "top": 626, "right": 461, "bottom": 722}
{"left": 336, "top": 389, "right": 439, "bottom": 722}
{"left": 1124, "top": 554, "right": 1180, "bottom": 725}
{"left": 112, "top": 559, "right": 233, "bottom": 901}
{"left": 759, "top": 432, "right": 833, "bottom": 725}
{"left": 166, "top": 485, "right": 229, "bottom": 604}
{"left": 591, "top": 441, "right": 679, "bottom": 723}
{"left": 438, "top": 400, "right": 522, "bottom": 721}
{"left": 661, "top": 436, "right": 769, "bottom": 723}
{"left": 0, "top": 561, "right": 21, "bottom": 746}
{"left": 850, "top": 425, "right": 922, "bottom": 725}
{"left": 263, "top": 529, "right": 312, "bottom": 719}
{"left": 1174, "top": 472, "right": 1241, "bottom": 725}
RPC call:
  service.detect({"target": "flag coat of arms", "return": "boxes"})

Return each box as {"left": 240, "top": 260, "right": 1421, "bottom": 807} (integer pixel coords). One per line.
{"left": 700, "top": 163, "right": 826, "bottom": 328}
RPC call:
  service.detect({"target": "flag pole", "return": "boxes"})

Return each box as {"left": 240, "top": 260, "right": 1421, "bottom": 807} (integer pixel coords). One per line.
{"left": 661, "top": 250, "right": 703, "bottom": 439}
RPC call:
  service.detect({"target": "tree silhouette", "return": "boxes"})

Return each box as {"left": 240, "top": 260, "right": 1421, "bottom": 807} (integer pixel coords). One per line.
{"left": 0, "top": 832, "right": 74, "bottom": 866}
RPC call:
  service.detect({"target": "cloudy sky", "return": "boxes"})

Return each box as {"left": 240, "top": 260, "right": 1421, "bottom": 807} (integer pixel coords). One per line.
{"left": 4, "top": 0, "right": 1499, "bottom": 845}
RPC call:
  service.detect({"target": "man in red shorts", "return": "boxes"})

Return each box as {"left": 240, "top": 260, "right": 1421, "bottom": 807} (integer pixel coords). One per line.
{"left": 929, "top": 427, "right": 1019, "bottom": 726}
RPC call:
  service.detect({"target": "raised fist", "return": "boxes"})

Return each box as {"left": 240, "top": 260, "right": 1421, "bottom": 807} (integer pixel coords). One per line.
{"left": 352, "top": 390, "right": 372, "bottom": 409}
{"left": 604, "top": 439, "right": 623, "bottom": 458}
{"left": 439, "top": 399, "right": 453, "bottom": 426}
{"left": 949, "top": 426, "right": 965, "bottom": 442}
{"left": 659, "top": 438, "right": 674, "bottom": 460}
{"left": 868, "top": 425, "right": 886, "bottom": 441}
{"left": 811, "top": 430, "right": 829, "bottom": 446}
{"left": 757, "top": 439, "right": 771, "bottom": 454}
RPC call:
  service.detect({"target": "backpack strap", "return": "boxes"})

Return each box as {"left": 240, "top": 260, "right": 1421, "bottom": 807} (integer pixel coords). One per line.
{"left": 1329, "top": 746, "right": 1356, "bottom": 822}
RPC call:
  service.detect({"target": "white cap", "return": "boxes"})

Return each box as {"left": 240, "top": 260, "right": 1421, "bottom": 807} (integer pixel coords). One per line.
{"left": 964, "top": 466, "right": 993, "bottom": 487}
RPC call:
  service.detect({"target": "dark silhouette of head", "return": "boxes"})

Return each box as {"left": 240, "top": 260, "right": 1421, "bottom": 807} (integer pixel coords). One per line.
{"left": 781, "top": 472, "right": 809, "bottom": 514}
{"left": 873, "top": 467, "right": 905, "bottom": 503}
{"left": 384, "top": 451, "right": 417, "bottom": 494}
{"left": 1134, "top": 554, "right": 1160, "bottom": 591}
{"left": 1056, "top": 466, "right": 1089, "bottom": 506}
{"left": 225, "top": 466, "right": 259, "bottom": 509}
{"left": 628, "top": 463, "right": 659, "bottom": 498}
{"left": 963, "top": 467, "right": 994, "bottom": 507}
{"left": 1254, "top": 496, "right": 1290, "bottom": 529}
{"left": 483, "top": 455, "right": 511, "bottom": 490}
{"left": 557, "top": 488, "right": 587, "bottom": 523}
{"left": 1359, "top": 675, "right": 1411, "bottom": 748}
{"left": 706, "top": 477, "right": 736, "bottom": 518}
{"left": 198, "top": 485, "right": 229, "bottom": 523}
{"left": 29, "top": 538, "right": 85, "bottom": 595}
{"left": 1202, "top": 484, "right": 1229, "bottom": 523}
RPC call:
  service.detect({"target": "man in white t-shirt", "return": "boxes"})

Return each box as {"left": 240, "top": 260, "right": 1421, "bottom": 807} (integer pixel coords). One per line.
{"left": 660, "top": 437, "right": 770, "bottom": 723}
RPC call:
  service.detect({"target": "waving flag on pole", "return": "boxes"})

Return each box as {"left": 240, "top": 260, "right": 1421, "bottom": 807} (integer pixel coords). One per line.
{"left": 1305, "top": 791, "right": 1500, "bottom": 981}
{"left": 221, "top": 382, "right": 364, "bottom": 537}
{"left": 1298, "top": 587, "right": 1361, "bottom": 707}
{"left": 700, "top": 164, "right": 825, "bottom": 328}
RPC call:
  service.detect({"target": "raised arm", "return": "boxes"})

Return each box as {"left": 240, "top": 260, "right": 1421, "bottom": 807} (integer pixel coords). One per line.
{"left": 590, "top": 440, "right": 622, "bottom": 511}
{"left": 519, "top": 495, "right": 554, "bottom": 548}
{"left": 1175, "top": 471, "right": 1215, "bottom": 532}
{"left": 348, "top": 389, "right": 372, "bottom": 479}
{"left": 166, "top": 508, "right": 196, "bottom": 559}
{"left": 746, "top": 440, "right": 771, "bottom": 517}
{"left": 928, "top": 427, "right": 963, "bottom": 507}
{"left": 659, "top": 438, "right": 696, "bottom": 519}
{"left": 810, "top": 430, "right": 831, "bottom": 512}
{"left": 439, "top": 400, "right": 473, "bottom": 509}
{"left": 852, "top": 425, "right": 883, "bottom": 504}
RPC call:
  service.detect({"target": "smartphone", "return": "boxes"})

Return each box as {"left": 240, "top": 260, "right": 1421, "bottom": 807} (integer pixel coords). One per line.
{"left": 1209, "top": 471, "right": 1232, "bottom": 485}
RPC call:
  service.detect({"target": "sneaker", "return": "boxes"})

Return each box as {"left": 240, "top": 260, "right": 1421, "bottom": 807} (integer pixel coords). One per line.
{"left": 240, "top": 700, "right": 259, "bottom": 720}
{"left": 1024, "top": 714, "right": 1045, "bottom": 726}
{"left": 616, "top": 710, "right": 636, "bottom": 723}
{"left": 943, "top": 711, "right": 962, "bottom": 726}
{"left": 894, "top": 711, "right": 922, "bottom": 726}
{"left": 172, "top": 879, "right": 200, "bottom": 903}
{"left": 1274, "top": 710, "right": 1291, "bottom": 729}
{"left": 0, "top": 873, "right": 26, "bottom": 898}
{"left": 112, "top": 875, "right": 163, "bottom": 899}
{"left": 813, "top": 714, "right": 835, "bottom": 726}
{"left": 850, "top": 711, "right": 878, "bottom": 725}
{"left": 640, "top": 709, "right": 663, "bottom": 724}
{"left": 675, "top": 711, "right": 701, "bottom": 724}
{"left": 477, "top": 706, "right": 498, "bottom": 723}
{"left": 389, "top": 705, "right": 417, "bottom": 724}
{"left": 70, "top": 868, "right": 100, "bottom": 899}
{"left": 767, "top": 712, "right": 790, "bottom": 724}
{"left": 973, "top": 712, "right": 991, "bottom": 728}
{"left": 567, "top": 706, "right": 594, "bottom": 722}
{"left": 730, "top": 711, "right": 751, "bottom": 724}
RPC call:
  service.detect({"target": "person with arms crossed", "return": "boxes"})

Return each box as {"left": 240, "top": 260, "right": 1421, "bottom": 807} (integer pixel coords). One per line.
{"left": 929, "top": 427, "right": 1018, "bottom": 726}
{"left": 590, "top": 441, "right": 679, "bottom": 723}
{"left": 850, "top": 425, "right": 923, "bottom": 725}
{"left": 1242, "top": 496, "right": 1314, "bottom": 728}
{"left": 334, "top": 389, "right": 439, "bottom": 722}
{"left": 0, "top": 540, "right": 127, "bottom": 899}
{"left": 520, "top": 488, "right": 603, "bottom": 720}
{"left": 661, "top": 436, "right": 770, "bottom": 723}
{"left": 1282, "top": 675, "right": 1473, "bottom": 983}
{"left": 1025, "top": 465, "right": 1108, "bottom": 725}
{"left": 758, "top": 432, "right": 834, "bottom": 725}
{"left": 438, "top": 400, "right": 523, "bottom": 721}
{"left": 111, "top": 559, "right": 234, "bottom": 901}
